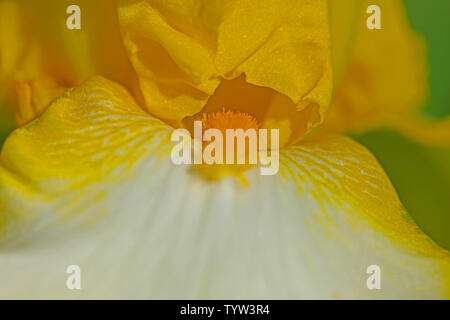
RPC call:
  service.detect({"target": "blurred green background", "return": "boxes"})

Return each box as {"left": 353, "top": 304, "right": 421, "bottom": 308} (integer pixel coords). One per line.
{"left": 404, "top": 0, "right": 450, "bottom": 118}
{"left": 0, "top": 0, "right": 449, "bottom": 248}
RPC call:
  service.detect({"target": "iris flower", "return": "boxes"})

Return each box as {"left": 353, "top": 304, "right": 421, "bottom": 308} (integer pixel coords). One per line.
{"left": 0, "top": 0, "right": 449, "bottom": 299}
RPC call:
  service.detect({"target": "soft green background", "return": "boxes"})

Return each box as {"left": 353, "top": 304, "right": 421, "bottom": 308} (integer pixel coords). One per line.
{"left": 404, "top": 0, "right": 450, "bottom": 118}
{"left": 0, "top": 1, "right": 449, "bottom": 248}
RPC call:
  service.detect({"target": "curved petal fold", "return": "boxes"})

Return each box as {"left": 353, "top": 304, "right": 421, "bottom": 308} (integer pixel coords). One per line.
{"left": 118, "top": 0, "right": 332, "bottom": 131}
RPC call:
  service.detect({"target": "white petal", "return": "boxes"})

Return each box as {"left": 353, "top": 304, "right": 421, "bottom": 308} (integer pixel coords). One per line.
{"left": 1, "top": 78, "right": 449, "bottom": 299}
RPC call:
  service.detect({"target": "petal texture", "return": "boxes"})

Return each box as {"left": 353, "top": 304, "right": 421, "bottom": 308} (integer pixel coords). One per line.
{"left": 1, "top": 77, "right": 448, "bottom": 298}
{"left": 0, "top": 76, "right": 172, "bottom": 241}
{"left": 118, "top": 0, "right": 332, "bottom": 138}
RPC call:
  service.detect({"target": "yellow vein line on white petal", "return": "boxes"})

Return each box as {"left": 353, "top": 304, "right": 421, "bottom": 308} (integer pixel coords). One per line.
{"left": 278, "top": 135, "right": 450, "bottom": 298}
{"left": 0, "top": 76, "right": 173, "bottom": 245}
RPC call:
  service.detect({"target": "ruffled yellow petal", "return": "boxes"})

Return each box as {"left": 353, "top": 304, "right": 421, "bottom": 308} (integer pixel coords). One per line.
{"left": 118, "top": 0, "right": 332, "bottom": 142}
{"left": 118, "top": 0, "right": 221, "bottom": 126}
{"left": 1, "top": 78, "right": 449, "bottom": 297}
{"left": 215, "top": 0, "right": 332, "bottom": 118}
{"left": 324, "top": 0, "right": 428, "bottom": 134}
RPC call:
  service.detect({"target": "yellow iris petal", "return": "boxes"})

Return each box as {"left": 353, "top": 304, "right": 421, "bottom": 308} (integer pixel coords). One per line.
{"left": 329, "top": 0, "right": 361, "bottom": 86}
{"left": 387, "top": 115, "right": 450, "bottom": 148}
{"left": 0, "top": 0, "right": 138, "bottom": 126}
{"left": 324, "top": 0, "right": 428, "bottom": 134}
{"left": 215, "top": 0, "right": 332, "bottom": 117}
{"left": 118, "top": 0, "right": 221, "bottom": 127}
{"left": 15, "top": 76, "right": 67, "bottom": 126}
{"left": 0, "top": 0, "right": 74, "bottom": 122}
{"left": 0, "top": 0, "right": 37, "bottom": 113}
{"left": 118, "top": 0, "right": 332, "bottom": 142}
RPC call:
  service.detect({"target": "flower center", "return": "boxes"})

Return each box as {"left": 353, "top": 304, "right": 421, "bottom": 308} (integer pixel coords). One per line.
{"left": 195, "top": 108, "right": 261, "bottom": 185}
{"left": 202, "top": 108, "right": 260, "bottom": 134}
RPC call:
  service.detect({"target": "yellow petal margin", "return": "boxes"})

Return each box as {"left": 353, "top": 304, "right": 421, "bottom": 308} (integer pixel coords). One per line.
{"left": 324, "top": 0, "right": 428, "bottom": 134}
{"left": 118, "top": 0, "right": 332, "bottom": 135}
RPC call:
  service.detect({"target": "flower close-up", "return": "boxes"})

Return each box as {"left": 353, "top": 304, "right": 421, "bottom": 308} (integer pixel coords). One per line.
{"left": 0, "top": 0, "right": 449, "bottom": 300}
